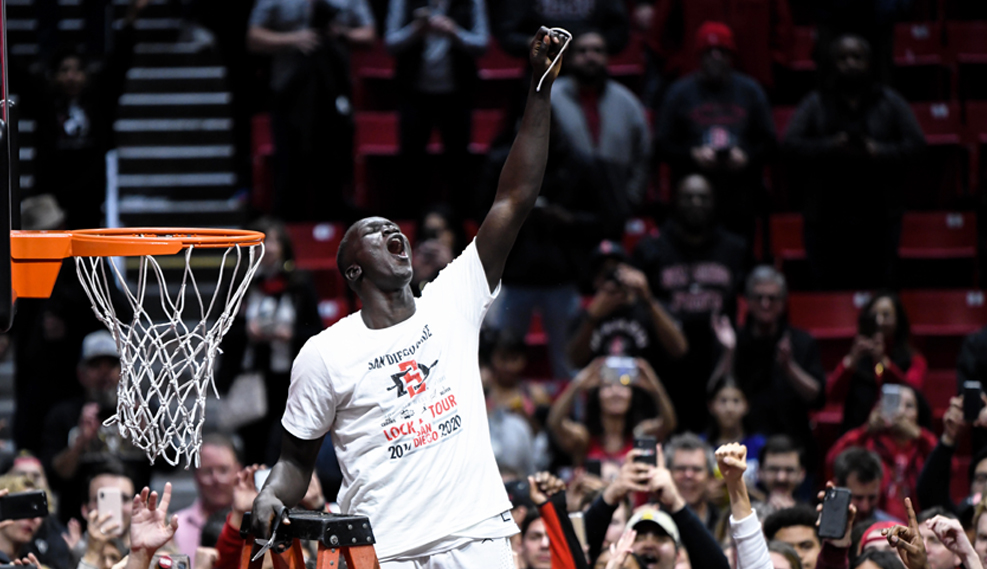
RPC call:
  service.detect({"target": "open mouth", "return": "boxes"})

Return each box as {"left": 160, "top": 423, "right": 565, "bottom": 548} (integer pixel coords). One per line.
{"left": 387, "top": 235, "right": 408, "bottom": 258}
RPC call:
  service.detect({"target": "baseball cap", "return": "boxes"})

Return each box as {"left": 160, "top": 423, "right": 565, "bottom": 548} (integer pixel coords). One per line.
{"left": 505, "top": 479, "right": 536, "bottom": 511}
{"left": 696, "top": 21, "right": 736, "bottom": 53}
{"left": 858, "top": 521, "right": 898, "bottom": 553}
{"left": 81, "top": 331, "right": 119, "bottom": 363}
{"left": 627, "top": 507, "right": 680, "bottom": 543}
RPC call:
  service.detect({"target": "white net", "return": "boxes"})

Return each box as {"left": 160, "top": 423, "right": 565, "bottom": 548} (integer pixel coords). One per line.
{"left": 74, "top": 242, "right": 265, "bottom": 467}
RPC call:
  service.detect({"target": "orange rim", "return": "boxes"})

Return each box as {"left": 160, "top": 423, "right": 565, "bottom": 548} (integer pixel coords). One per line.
{"left": 70, "top": 228, "right": 265, "bottom": 257}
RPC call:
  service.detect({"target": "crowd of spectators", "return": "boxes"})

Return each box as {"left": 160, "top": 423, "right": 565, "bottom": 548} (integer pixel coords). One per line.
{"left": 6, "top": 0, "right": 987, "bottom": 569}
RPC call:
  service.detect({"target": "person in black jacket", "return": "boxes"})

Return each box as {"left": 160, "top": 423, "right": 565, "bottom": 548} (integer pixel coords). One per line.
{"left": 14, "top": 0, "right": 148, "bottom": 230}
{"left": 492, "top": 0, "right": 629, "bottom": 58}
{"left": 782, "top": 34, "right": 925, "bottom": 291}
{"left": 385, "top": 0, "right": 488, "bottom": 219}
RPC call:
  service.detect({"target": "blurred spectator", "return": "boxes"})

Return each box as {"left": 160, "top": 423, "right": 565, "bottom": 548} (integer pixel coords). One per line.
{"left": 216, "top": 217, "right": 322, "bottom": 465}
{"left": 751, "top": 435, "right": 808, "bottom": 519}
{"left": 813, "top": 0, "right": 909, "bottom": 85}
{"left": 13, "top": 0, "right": 148, "bottom": 230}
{"left": 827, "top": 292, "right": 927, "bottom": 433}
{"left": 489, "top": 404, "right": 537, "bottom": 478}
{"left": 825, "top": 384, "right": 936, "bottom": 523}
{"left": 852, "top": 549, "right": 906, "bottom": 569}
{"left": 833, "top": 448, "right": 896, "bottom": 524}
{"left": 481, "top": 104, "right": 625, "bottom": 380}
{"left": 917, "top": 397, "right": 987, "bottom": 526}
{"left": 173, "top": 434, "right": 240, "bottom": 562}
{"left": 552, "top": 29, "right": 651, "bottom": 212}
{"left": 626, "top": 507, "right": 679, "bottom": 569}
{"left": 247, "top": 0, "right": 375, "bottom": 221}
{"left": 41, "top": 331, "right": 149, "bottom": 526}
{"left": 411, "top": 204, "right": 466, "bottom": 293}
{"left": 702, "top": 376, "right": 766, "bottom": 487}
{"left": 782, "top": 34, "right": 924, "bottom": 291}
{"left": 665, "top": 433, "right": 718, "bottom": 532}
{"left": 957, "top": 325, "right": 987, "bottom": 447}
{"left": 567, "top": 240, "right": 687, "bottom": 370}
{"left": 70, "top": 466, "right": 137, "bottom": 568}
{"left": 641, "top": 0, "right": 794, "bottom": 93}
{"left": 733, "top": 266, "right": 825, "bottom": 457}
{"left": 916, "top": 508, "right": 959, "bottom": 569}
{"left": 547, "top": 357, "right": 676, "bottom": 466}
{"left": 385, "top": 0, "right": 488, "bottom": 219}
{"left": 655, "top": 22, "right": 776, "bottom": 249}
{"left": 581, "top": 456, "right": 641, "bottom": 563}
{"left": 762, "top": 506, "right": 821, "bottom": 569}
{"left": 633, "top": 174, "right": 747, "bottom": 432}
{"left": 0, "top": 474, "right": 71, "bottom": 569}
{"left": 493, "top": 0, "right": 629, "bottom": 58}
{"left": 214, "top": 465, "right": 263, "bottom": 569}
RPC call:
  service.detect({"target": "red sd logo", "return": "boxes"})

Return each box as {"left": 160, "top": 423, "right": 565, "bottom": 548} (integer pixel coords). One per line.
{"left": 386, "top": 359, "right": 436, "bottom": 399}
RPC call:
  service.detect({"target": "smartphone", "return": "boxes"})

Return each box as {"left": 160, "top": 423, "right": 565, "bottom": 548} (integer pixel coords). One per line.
{"left": 880, "top": 384, "right": 902, "bottom": 420}
{"left": 860, "top": 312, "right": 879, "bottom": 337}
{"left": 97, "top": 487, "right": 123, "bottom": 536}
{"left": 602, "top": 356, "right": 637, "bottom": 386}
{"left": 151, "top": 554, "right": 190, "bottom": 569}
{"left": 585, "top": 458, "right": 602, "bottom": 477}
{"left": 633, "top": 437, "right": 657, "bottom": 466}
{"left": 0, "top": 490, "right": 48, "bottom": 521}
{"left": 964, "top": 381, "right": 985, "bottom": 422}
{"left": 818, "top": 487, "right": 852, "bottom": 539}
{"left": 254, "top": 469, "right": 272, "bottom": 491}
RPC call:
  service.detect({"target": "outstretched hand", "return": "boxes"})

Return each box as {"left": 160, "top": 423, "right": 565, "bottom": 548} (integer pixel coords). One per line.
{"left": 605, "top": 528, "right": 637, "bottom": 569}
{"left": 529, "top": 27, "right": 564, "bottom": 89}
{"left": 814, "top": 482, "right": 857, "bottom": 548}
{"left": 11, "top": 553, "right": 41, "bottom": 567}
{"left": 714, "top": 443, "right": 747, "bottom": 484}
{"left": 130, "top": 483, "right": 179, "bottom": 559}
{"left": 882, "top": 498, "right": 928, "bottom": 569}
{"left": 925, "top": 515, "right": 981, "bottom": 568}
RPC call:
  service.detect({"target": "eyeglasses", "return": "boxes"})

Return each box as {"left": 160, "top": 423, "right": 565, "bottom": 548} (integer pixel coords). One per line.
{"left": 973, "top": 473, "right": 987, "bottom": 485}
{"left": 671, "top": 465, "right": 707, "bottom": 475}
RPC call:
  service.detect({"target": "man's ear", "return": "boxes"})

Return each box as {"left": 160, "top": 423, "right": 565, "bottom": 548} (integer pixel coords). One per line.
{"left": 345, "top": 265, "right": 362, "bottom": 283}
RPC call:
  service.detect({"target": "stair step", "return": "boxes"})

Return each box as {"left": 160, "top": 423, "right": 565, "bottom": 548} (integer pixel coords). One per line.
{"left": 115, "top": 118, "right": 233, "bottom": 145}
{"left": 118, "top": 145, "right": 233, "bottom": 159}
{"left": 118, "top": 172, "right": 236, "bottom": 187}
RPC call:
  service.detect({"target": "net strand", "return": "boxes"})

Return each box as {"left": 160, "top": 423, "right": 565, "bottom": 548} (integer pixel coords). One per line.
{"left": 75, "top": 241, "right": 265, "bottom": 468}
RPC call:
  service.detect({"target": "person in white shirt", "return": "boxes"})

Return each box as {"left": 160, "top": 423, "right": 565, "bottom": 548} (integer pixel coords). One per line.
{"left": 250, "top": 27, "right": 565, "bottom": 568}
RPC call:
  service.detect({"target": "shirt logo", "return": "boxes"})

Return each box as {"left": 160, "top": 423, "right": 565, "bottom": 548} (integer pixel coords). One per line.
{"left": 387, "top": 359, "right": 438, "bottom": 399}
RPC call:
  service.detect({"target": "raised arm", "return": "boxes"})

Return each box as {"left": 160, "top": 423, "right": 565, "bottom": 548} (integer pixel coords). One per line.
{"left": 475, "top": 27, "right": 563, "bottom": 291}
{"left": 249, "top": 431, "right": 324, "bottom": 540}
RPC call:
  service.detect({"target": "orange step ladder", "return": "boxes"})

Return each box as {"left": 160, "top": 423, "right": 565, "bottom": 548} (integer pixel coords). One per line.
{"left": 240, "top": 511, "right": 379, "bottom": 569}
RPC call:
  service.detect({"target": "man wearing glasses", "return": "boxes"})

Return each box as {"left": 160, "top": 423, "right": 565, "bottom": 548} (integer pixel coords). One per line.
{"left": 733, "top": 265, "right": 825, "bottom": 465}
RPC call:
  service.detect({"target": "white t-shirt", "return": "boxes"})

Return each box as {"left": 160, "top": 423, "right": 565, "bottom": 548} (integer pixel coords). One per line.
{"left": 282, "top": 240, "right": 517, "bottom": 560}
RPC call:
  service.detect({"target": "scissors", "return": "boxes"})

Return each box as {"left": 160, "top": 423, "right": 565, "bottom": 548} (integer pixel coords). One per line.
{"left": 252, "top": 507, "right": 288, "bottom": 561}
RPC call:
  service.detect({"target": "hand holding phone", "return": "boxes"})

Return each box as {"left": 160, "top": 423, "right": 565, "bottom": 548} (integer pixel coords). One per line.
{"left": 963, "top": 381, "right": 985, "bottom": 423}
{"left": 880, "top": 384, "right": 902, "bottom": 421}
{"left": 817, "top": 486, "right": 852, "bottom": 540}
{"left": 0, "top": 490, "right": 48, "bottom": 521}
{"left": 633, "top": 437, "right": 657, "bottom": 466}
{"left": 97, "top": 487, "right": 123, "bottom": 537}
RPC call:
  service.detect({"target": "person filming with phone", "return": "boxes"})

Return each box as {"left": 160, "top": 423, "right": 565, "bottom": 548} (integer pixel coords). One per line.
{"left": 827, "top": 292, "right": 927, "bottom": 433}
{"left": 825, "top": 383, "right": 937, "bottom": 523}
{"left": 546, "top": 356, "right": 677, "bottom": 466}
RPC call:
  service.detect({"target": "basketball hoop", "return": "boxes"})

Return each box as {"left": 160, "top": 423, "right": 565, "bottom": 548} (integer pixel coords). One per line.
{"left": 11, "top": 228, "right": 265, "bottom": 467}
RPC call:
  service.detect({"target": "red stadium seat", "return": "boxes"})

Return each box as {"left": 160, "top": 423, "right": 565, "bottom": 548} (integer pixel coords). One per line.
{"left": 285, "top": 222, "right": 347, "bottom": 271}
{"left": 251, "top": 113, "right": 275, "bottom": 213}
{"left": 900, "top": 289, "right": 987, "bottom": 337}
{"left": 608, "top": 33, "right": 646, "bottom": 77}
{"left": 924, "top": 369, "right": 957, "bottom": 417}
{"left": 790, "top": 26, "right": 817, "bottom": 71}
{"left": 350, "top": 41, "right": 395, "bottom": 79}
{"left": 895, "top": 22, "right": 944, "bottom": 66}
{"left": 911, "top": 102, "right": 962, "bottom": 145}
{"left": 769, "top": 213, "right": 805, "bottom": 263}
{"left": 355, "top": 110, "right": 504, "bottom": 156}
{"left": 899, "top": 211, "right": 977, "bottom": 259}
{"left": 477, "top": 39, "right": 524, "bottom": 81}
{"left": 787, "top": 292, "right": 870, "bottom": 339}
{"left": 947, "top": 21, "right": 987, "bottom": 64}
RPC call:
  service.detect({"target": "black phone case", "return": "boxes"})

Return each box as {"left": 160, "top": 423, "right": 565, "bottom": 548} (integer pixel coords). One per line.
{"left": 633, "top": 437, "right": 658, "bottom": 466}
{"left": 965, "top": 385, "right": 985, "bottom": 422}
{"left": 818, "top": 487, "right": 852, "bottom": 539}
{"left": 0, "top": 490, "right": 48, "bottom": 521}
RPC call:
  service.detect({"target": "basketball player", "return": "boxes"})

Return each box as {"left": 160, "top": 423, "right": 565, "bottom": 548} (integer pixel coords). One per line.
{"left": 251, "top": 27, "right": 565, "bottom": 567}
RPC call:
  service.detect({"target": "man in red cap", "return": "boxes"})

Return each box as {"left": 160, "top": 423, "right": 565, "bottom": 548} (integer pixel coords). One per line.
{"left": 654, "top": 20, "right": 776, "bottom": 257}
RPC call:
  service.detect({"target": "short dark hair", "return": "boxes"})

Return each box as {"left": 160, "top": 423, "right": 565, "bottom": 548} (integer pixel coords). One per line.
{"left": 834, "top": 448, "right": 883, "bottom": 486}
{"left": 767, "top": 541, "right": 803, "bottom": 569}
{"left": 917, "top": 506, "right": 957, "bottom": 523}
{"left": 759, "top": 434, "right": 804, "bottom": 468}
{"left": 85, "top": 460, "right": 136, "bottom": 497}
{"left": 665, "top": 432, "right": 715, "bottom": 475}
{"left": 762, "top": 505, "right": 819, "bottom": 541}
{"left": 201, "top": 432, "right": 242, "bottom": 465}
{"left": 521, "top": 508, "right": 542, "bottom": 537}
{"left": 851, "top": 549, "right": 904, "bottom": 569}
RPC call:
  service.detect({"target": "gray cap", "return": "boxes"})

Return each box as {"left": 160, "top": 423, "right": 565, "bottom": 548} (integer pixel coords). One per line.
{"left": 81, "top": 331, "right": 119, "bottom": 362}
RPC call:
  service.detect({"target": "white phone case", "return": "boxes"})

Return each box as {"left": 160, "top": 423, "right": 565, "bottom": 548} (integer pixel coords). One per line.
{"left": 97, "top": 487, "right": 123, "bottom": 536}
